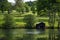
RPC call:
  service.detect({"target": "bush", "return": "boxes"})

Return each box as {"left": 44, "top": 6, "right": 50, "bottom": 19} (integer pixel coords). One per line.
{"left": 23, "top": 14, "right": 36, "bottom": 29}
{"left": 2, "top": 14, "right": 15, "bottom": 28}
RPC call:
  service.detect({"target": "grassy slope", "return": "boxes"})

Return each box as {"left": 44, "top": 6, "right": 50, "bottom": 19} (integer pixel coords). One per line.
{"left": 0, "top": 11, "right": 58, "bottom": 27}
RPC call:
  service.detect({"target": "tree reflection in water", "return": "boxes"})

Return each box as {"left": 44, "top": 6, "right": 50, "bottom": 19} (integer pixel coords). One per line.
{"left": 0, "top": 29, "right": 60, "bottom": 40}
{"left": 23, "top": 29, "right": 35, "bottom": 40}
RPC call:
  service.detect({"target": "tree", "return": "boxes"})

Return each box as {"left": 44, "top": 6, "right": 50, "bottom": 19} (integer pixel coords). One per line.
{"left": 31, "top": 1, "right": 36, "bottom": 14}
{"left": 0, "top": 0, "right": 7, "bottom": 13}
{"left": 2, "top": 14, "right": 15, "bottom": 28}
{"left": 25, "top": 1, "right": 33, "bottom": 7}
{"left": 15, "top": 0, "right": 25, "bottom": 14}
{"left": 36, "top": 0, "right": 47, "bottom": 16}
{"left": 24, "top": 4, "right": 30, "bottom": 12}
{"left": 31, "top": 6, "right": 36, "bottom": 14}
{"left": 23, "top": 14, "right": 36, "bottom": 29}
{"left": 0, "top": 0, "right": 11, "bottom": 13}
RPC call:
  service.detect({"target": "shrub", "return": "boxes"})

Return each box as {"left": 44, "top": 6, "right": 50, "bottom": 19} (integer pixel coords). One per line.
{"left": 23, "top": 14, "right": 36, "bottom": 29}
{"left": 2, "top": 14, "right": 15, "bottom": 28}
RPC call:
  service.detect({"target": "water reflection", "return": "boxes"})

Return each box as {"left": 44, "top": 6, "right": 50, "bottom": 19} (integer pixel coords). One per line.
{"left": 25, "top": 29, "right": 45, "bottom": 34}
{"left": 0, "top": 29, "right": 59, "bottom": 40}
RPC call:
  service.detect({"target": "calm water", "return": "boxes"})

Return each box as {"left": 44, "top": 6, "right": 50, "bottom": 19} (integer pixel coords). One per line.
{"left": 0, "top": 29, "right": 59, "bottom": 40}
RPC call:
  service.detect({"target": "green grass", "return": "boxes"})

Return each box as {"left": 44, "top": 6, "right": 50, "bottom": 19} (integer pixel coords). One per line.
{"left": 0, "top": 15, "right": 58, "bottom": 27}
{"left": 0, "top": 11, "right": 58, "bottom": 28}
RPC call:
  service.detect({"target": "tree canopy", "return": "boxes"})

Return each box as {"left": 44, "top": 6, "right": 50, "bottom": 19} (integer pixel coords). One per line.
{"left": 0, "top": 0, "right": 11, "bottom": 13}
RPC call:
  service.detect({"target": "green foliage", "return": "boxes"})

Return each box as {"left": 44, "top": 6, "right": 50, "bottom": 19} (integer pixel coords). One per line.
{"left": 0, "top": 0, "right": 11, "bottom": 13}
{"left": 23, "top": 14, "right": 36, "bottom": 28}
{"left": 25, "top": 4, "right": 30, "bottom": 12}
{"left": 15, "top": 0, "right": 25, "bottom": 14}
{"left": 36, "top": 0, "right": 46, "bottom": 16}
{"left": 56, "top": 0, "right": 60, "bottom": 2}
{"left": 31, "top": 1, "right": 36, "bottom": 14}
{"left": 16, "top": 6, "right": 22, "bottom": 13}
{"left": 36, "top": 0, "right": 54, "bottom": 13}
{"left": 49, "top": 0, "right": 56, "bottom": 3}
{"left": 36, "top": 0, "right": 57, "bottom": 16}
{"left": 2, "top": 14, "right": 15, "bottom": 28}
{"left": 25, "top": 1, "right": 36, "bottom": 13}
{"left": 25, "top": 1, "right": 33, "bottom": 6}
{"left": 31, "top": 6, "right": 36, "bottom": 14}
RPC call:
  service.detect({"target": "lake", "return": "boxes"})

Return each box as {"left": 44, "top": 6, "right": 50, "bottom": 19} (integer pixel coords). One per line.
{"left": 0, "top": 29, "right": 59, "bottom": 40}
